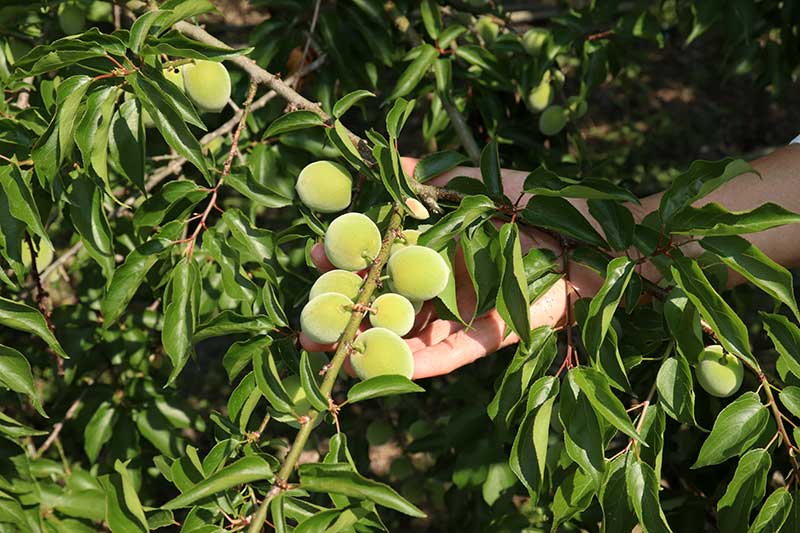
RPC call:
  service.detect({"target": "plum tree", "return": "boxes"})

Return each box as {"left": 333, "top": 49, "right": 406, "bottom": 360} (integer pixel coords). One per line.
{"left": 309, "top": 269, "right": 363, "bottom": 301}
{"left": 350, "top": 327, "right": 414, "bottom": 380}
{"left": 295, "top": 161, "right": 353, "bottom": 213}
{"left": 182, "top": 60, "right": 231, "bottom": 113}
{"left": 369, "top": 293, "right": 416, "bottom": 337}
{"left": 300, "top": 292, "right": 352, "bottom": 344}
{"left": 390, "top": 229, "right": 421, "bottom": 256}
{"left": 324, "top": 213, "right": 381, "bottom": 271}
{"left": 526, "top": 72, "right": 553, "bottom": 113}
{"left": 58, "top": 3, "right": 85, "bottom": 35}
{"left": 21, "top": 239, "right": 54, "bottom": 272}
{"left": 695, "top": 345, "right": 744, "bottom": 398}
{"left": 387, "top": 245, "right": 449, "bottom": 301}
{"left": 538, "top": 105, "right": 568, "bottom": 136}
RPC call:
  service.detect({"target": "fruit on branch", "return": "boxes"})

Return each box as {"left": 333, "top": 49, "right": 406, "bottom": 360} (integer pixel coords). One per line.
{"left": 390, "top": 229, "right": 421, "bottom": 256}
{"left": 522, "top": 28, "right": 549, "bottom": 55}
{"left": 182, "top": 60, "right": 231, "bottom": 113}
{"left": 388, "top": 245, "right": 449, "bottom": 301}
{"left": 526, "top": 72, "right": 553, "bottom": 113}
{"left": 300, "top": 292, "right": 352, "bottom": 344}
{"left": 309, "top": 269, "right": 363, "bottom": 301}
{"left": 538, "top": 105, "right": 568, "bottom": 136}
{"left": 164, "top": 65, "right": 186, "bottom": 92}
{"left": 58, "top": 3, "right": 86, "bottom": 35}
{"left": 21, "top": 239, "right": 54, "bottom": 272}
{"left": 282, "top": 374, "right": 311, "bottom": 415}
{"left": 295, "top": 161, "right": 353, "bottom": 213}
{"left": 350, "top": 327, "right": 414, "bottom": 380}
{"left": 324, "top": 213, "right": 381, "bottom": 271}
{"left": 369, "top": 293, "right": 415, "bottom": 337}
{"left": 695, "top": 345, "right": 744, "bottom": 398}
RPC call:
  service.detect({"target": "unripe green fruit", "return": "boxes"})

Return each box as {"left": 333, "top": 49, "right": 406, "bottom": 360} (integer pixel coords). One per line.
{"left": 527, "top": 79, "right": 553, "bottom": 113}
{"left": 388, "top": 245, "right": 449, "bottom": 301}
{"left": 182, "top": 60, "right": 231, "bottom": 113}
{"left": 309, "top": 269, "right": 363, "bottom": 301}
{"left": 21, "top": 239, "right": 54, "bottom": 272}
{"left": 295, "top": 161, "right": 353, "bottom": 213}
{"left": 522, "top": 28, "right": 548, "bottom": 55}
{"left": 538, "top": 105, "right": 568, "bottom": 136}
{"left": 58, "top": 4, "right": 86, "bottom": 35}
{"left": 282, "top": 375, "right": 311, "bottom": 415}
{"left": 164, "top": 66, "right": 186, "bottom": 92}
{"left": 390, "top": 229, "right": 421, "bottom": 256}
{"left": 366, "top": 420, "right": 394, "bottom": 445}
{"left": 695, "top": 345, "right": 743, "bottom": 398}
{"left": 351, "top": 327, "right": 414, "bottom": 380}
{"left": 370, "top": 293, "right": 415, "bottom": 337}
{"left": 300, "top": 292, "right": 352, "bottom": 344}
{"left": 324, "top": 213, "right": 381, "bottom": 271}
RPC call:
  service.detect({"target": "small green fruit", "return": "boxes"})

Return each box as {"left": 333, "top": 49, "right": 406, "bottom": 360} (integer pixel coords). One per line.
{"left": 695, "top": 345, "right": 743, "bottom": 398}
{"left": 58, "top": 3, "right": 86, "bottom": 35}
{"left": 388, "top": 245, "right": 449, "bottom": 301}
{"left": 370, "top": 293, "right": 415, "bottom": 337}
{"left": 295, "top": 161, "right": 353, "bottom": 213}
{"left": 390, "top": 229, "right": 421, "bottom": 256}
{"left": 282, "top": 375, "right": 311, "bottom": 415}
{"left": 300, "top": 292, "right": 352, "bottom": 344}
{"left": 522, "top": 28, "right": 548, "bottom": 55}
{"left": 182, "top": 60, "right": 231, "bottom": 113}
{"left": 324, "top": 213, "right": 381, "bottom": 271}
{"left": 366, "top": 420, "right": 394, "bottom": 445}
{"left": 526, "top": 77, "right": 553, "bottom": 113}
{"left": 164, "top": 66, "right": 186, "bottom": 92}
{"left": 351, "top": 327, "right": 414, "bottom": 380}
{"left": 538, "top": 105, "right": 568, "bottom": 136}
{"left": 21, "top": 239, "right": 54, "bottom": 272}
{"left": 309, "top": 269, "right": 363, "bottom": 301}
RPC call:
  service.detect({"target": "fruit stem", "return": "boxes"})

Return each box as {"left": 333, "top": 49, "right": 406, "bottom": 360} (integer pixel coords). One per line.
{"left": 247, "top": 206, "right": 404, "bottom": 532}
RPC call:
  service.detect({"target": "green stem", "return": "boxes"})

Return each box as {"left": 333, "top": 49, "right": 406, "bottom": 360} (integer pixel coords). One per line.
{"left": 247, "top": 207, "right": 405, "bottom": 532}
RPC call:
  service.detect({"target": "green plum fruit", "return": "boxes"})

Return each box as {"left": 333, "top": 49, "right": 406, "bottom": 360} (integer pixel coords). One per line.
{"left": 370, "top": 293, "right": 415, "bottom": 337}
{"left": 295, "top": 161, "right": 353, "bottom": 213}
{"left": 366, "top": 420, "right": 394, "bottom": 445}
{"left": 350, "top": 327, "right": 414, "bottom": 380}
{"left": 164, "top": 66, "right": 186, "bottom": 91}
{"left": 282, "top": 375, "right": 311, "bottom": 415}
{"left": 526, "top": 75, "right": 553, "bottom": 113}
{"left": 539, "top": 105, "right": 568, "bottom": 136}
{"left": 58, "top": 3, "right": 86, "bottom": 35}
{"left": 390, "top": 229, "right": 421, "bottom": 256}
{"left": 324, "top": 213, "right": 381, "bottom": 271}
{"left": 21, "top": 239, "right": 54, "bottom": 272}
{"left": 300, "top": 292, "right": 352, "bottom": 344}
{"left": 388, "top": 245, "right": 449, "bottom": 301}
{"left": 309, "top": 269, "right": 363, "bottom": 301}
{"left": 182, "top": 60, "right": 231, "bottom": 113}
{"left": 522, "top": 28, "right": 548, "bottom": 55}
{"left": 695, "top": 345, "right": 743, "bottom": 398}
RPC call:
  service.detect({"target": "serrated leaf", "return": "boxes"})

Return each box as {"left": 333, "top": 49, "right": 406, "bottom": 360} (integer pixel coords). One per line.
{"left": 163, "top": 456, "right": 272, "bottom": 509}
{"left": 692, "top": 392, "right": 769, "bottom": 468}
{"left": 263, "top": 111, "right": 325, "bottom": 139}
{"left": 0, "top": 343, "right": 46, "bottom": 417}
{"left": 346, "top": 375, "right": 424, "bottom": 403}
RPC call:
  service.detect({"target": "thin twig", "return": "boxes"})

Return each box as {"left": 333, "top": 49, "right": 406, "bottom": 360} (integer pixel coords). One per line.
{"left": 34, "top": 392, "right": 86, "bottom": 459}
{"left": 25, "top": 233, "right": 63, "bottom": 376}
{"left": 762, "top": 374, "right": 800, "bottom": 474}
{"left": 294, "top": 0, "right": 322, "bottom": 89}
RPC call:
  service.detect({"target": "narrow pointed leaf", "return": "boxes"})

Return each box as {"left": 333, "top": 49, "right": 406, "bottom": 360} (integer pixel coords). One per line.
{"left": 163, "top": 456, "right": 273, "bottom": 509}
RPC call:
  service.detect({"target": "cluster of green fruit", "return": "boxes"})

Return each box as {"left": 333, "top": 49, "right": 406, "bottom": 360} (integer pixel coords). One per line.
{"left": 295, "top": 161, "right": 451, "bottom": 381}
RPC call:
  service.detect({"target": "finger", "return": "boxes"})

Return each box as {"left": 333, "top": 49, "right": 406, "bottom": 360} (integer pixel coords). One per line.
{"left": 310, "top": 242, "right": 336, "bottom": 273}
{"left": 408, "top": 301, "right": 436, "bottom": 335}
{"left": 453, "top": 245, "right": 478, "bottom": 319}
{"left": 406, "top": 318, "right": 464, "bottom": 352}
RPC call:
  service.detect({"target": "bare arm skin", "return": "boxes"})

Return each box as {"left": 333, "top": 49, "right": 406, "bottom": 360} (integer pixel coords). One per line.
{"left": 301, "top": 147, "right": 800, "bottom": 379}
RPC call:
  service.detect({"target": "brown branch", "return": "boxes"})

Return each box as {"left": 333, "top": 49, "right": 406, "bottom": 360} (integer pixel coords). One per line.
{"left": 295, "top": 0, "right": 323, "bottom": 89}
{"left": 25, "top": 233, "right": 63, "bottom": 376}
{"left": 34, "top": 391, "right": 86, "bottom": 459}
{"left": 762, "top": 376, "right": 800, "bottom": 475}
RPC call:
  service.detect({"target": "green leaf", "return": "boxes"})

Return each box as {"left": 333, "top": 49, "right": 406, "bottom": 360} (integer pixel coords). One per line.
{"left": 163, "top": 456, "right": 273, "bottom": 509}
{"left": 75, "top": 85, "right": 118, "bottom": 190}
{"left": 84, "top": 401, "right": 116, "bottom": 463}
{"left": 109, "top": 99, "right": 146, "bottom": 191}
{"left": 692, "top": 392, "right": 769, "bottom": 468}
{"left": 162, "top": 257, "right": 199, "bottom": 384}
{"left": 496, "top": 224, "right": 531, "bottom": 347}
{"left": 143, "top": 63, "right": 206, "bottom": 130}
{"left": 659, "top": 158, "right": 754, "bottom": 225}
{"left": 480, "top": 139, "right": 502, "bottom": 198}
{"left": 701, "top": 236, "right": 799, "bottom": 320}
{"left": 551, "top": 466, "right": 596, "bottom": 531}
{"left": 413, "top": 150, "right": 470, "bottom": 183}
{"left": 509, "top": 376, "right": 558, "bottom": 501}
{"left": 226, "top": 167, "right": 293, "bottom": 208}
{"left": 386, "top": 43, "right": 438, "bottom": 101}
{"left": 600, "top": 454, "right": 637, "bottom": 533}
{"left": 254, "top": 350, "right": 293, "bottom": 414}
{"left": 346, "top": 375, "right": 424, "bottom": 403}
{"left": 67, "top": 174, "right": 115, "bottom": 283}
{"left": 582, "top": 256, "right": 635, "bottom": 354}
{"left": 522, "top": 196, "right": 607, "bottom": 248}
{"left": 300, "top": 351, "right": 328, "bottom": 412}
{"left": 570, "top": 367, "right": 642, "bottom": 442}
{"left": 780, "top": 386, "right": 800, "bottom": 419}
{"left": 663, "top": 288, "right": 704, "bottom": 363}
{"left": 670, "top": 202, "right": 800, "bottom": 236}
{"left": 263, "top": 111, "right": 325, "bottom": 139}
{"left": 100, "top": 460, "right": 149, "bottom": 533}
{"left": 420, "top": 0, "right": 442, "bottom": 39}
{"left": 0, "top": 411, "right": 47, "bottom": 438}
{"left": 417, "top": 195, "right": 495, "bottom": 250}
{"left": 588, "top": 199, "right": 635, "bottom": 250}
{"left": 438, "top": 24, "right": 466, "bottom": 48}
{"left": 386, "top": 97, "right": 416, "bottom": 139}
{"left": 671, "top": 255, "right": 759, "bottom": 370}
{"left": 626, "top": 457, "right": 673, "bottom": 533}
{"left": 222, "top": 209, "right": 274, "bottom": 261}
{"left": 524, "top": 167, "right": 638, "bottom": 203}
{"left": 0, "top": 343, "right": 46, "bottom": 416}
{"left": 143, "top": 30, "right": 251, "bottom": 60}
{"left": 748, "top": 489, "right": 792, "bottom": 533}
{"left": 0, "top": 166, "right": 50, "bottom": 247}
{"left": 560, "top": 373, "right": 605, "bottom": 489}
{"left": 102, "top": 238, "right": 172, "bottom": 326}
{"left": 656, "top": 355, "right": 697, "bottom": 426}
{"left": 129, "top": 10, "right": 171, "bottom": 53}
{"left": 717, "top": 448, "right": 771, "bottom": 533}
{"left": 299, "top": 463, "right": 426, "bottom": 517}
{"left": 332, "top": 90, "right": 375, "bottom": 118}
{"left": 0, "top": 296, "right": 67, "bottom": 358}
{"left": 761, "top": 313, "right": 800, "bottom": 379}
{"left": 222, "top": 335, "right": 270, "bottom": 382}
{"left": 193, "top": 311, "right": 273, "bottom": 342}
{"left": 152, "top": 0, "right": 216, "bottom": 33}
{"left": 56, "top": 75, "right": 94, "bottom": 173}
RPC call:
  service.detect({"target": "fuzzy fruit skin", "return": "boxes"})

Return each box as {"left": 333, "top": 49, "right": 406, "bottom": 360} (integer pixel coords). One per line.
{"left": 164, "top": 66, "right": 186, "bottom": 92}
{"left": 695, "top": 345, "right": 744, "bottom": 398}
{"left": 295, "top": 161, "right": 353, "bottom": 213}
{"left": 538, "top": 105, "right": 568, "bottom": 136}
{"left": 300, "top": 292, "right": 352, "bottom": 344}
{"left": 351, "top": 327, "right": 414, "bottom": 380}
{"left": 390, "top": 229, "right": 421, "bottom": 257}
{"left": 309, "top": 269, "right": 363, "bottom": 301}
{"left": 182, "top": 60, "right": 231, "bottom": 113}
{"left": 370, "top": 293, "right": 415, "bottom": 337}
{"left": 522, "top": 28, "right": 548, "bottom": 55}
{"left": 58, "top": 4, "right": 86, "bottom": 35}
{"left": 388, "top": 245, "right": 449, "bottom": 301}
{"left": 324, "top": 213, "right": 381, "bottom": 271}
